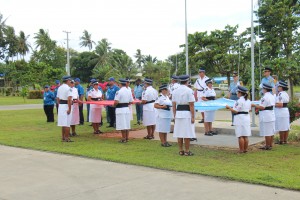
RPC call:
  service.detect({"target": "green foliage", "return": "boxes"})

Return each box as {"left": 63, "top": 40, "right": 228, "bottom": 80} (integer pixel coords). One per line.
{"left": 28, "top": 90, "right": 43, "bottom": 99}
{"left": 20, "top": 86, "right": 29, "bottom": 102}
{"left": 288, "top": 100, "right": 300, "bottom": 123}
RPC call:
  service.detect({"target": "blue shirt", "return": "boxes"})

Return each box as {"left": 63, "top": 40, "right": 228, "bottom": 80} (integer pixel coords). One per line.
{"left": 229, "top": 81, "right": 240, "bottom": 94}
{"left": 54, "top": 86, "right": 59, "bottom": 99}
{"left": 134, "top": 84, "right": 144, "bottom": 99}
{"left": 106, "top": 85, "right": 120, "bottom": 100}
{"left": 260, "top": 76, "right": 275, "bottom": 94}
{"left": 75, "top": 84, "right": 84, "bottom": 97}
{"left": 43, "top": 91, "right": 55, "bottom": 105}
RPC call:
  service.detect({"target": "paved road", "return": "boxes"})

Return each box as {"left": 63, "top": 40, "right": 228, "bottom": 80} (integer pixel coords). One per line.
{"left": 0, "top": 145, "right": 299, "bottom": 200}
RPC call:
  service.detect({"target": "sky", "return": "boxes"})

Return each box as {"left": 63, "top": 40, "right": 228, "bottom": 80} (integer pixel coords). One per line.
{"left": 1, "top": 0, "right": 258, "bottom": 61}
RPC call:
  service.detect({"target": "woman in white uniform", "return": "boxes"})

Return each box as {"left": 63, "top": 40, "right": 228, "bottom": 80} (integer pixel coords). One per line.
{"left": 226, "top": 86, "right": 251, "bottom": 153}
{"left": 252, "top": 83, "right": 275, "bottom": 150}
{"left": 172, "top": 75, "right": 196, "bottom": 156}
{"left": 202, "top": 79, "right": 217, "bottom": 136}
{"left": 114, "top": 79, "right": 133, "bottom": 143}
{"left": 69, "top": 80, "right": 80, "bottom": 136}
{"left": 88, "top": 80, "right": 104, "bottom": 134}
{"left": 142, "top": 78, "right": 158, "bottom": 139}
{"left": 275, "top": 81, "right": 290, "bottom": 144}
{"left": 154, "top": 84, "right": 172, "bottom": 147}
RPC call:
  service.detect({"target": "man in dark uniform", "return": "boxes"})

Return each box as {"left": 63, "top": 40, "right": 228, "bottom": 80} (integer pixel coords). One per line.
{"left": 75, "top": 78, "right": 84, "bottom": 125}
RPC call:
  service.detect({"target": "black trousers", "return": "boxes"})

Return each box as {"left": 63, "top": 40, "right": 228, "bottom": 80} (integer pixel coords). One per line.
{"left": 79, "top": 104, "right": 84, "bottom": 124}
{"left": 107, "top": 106, "right": 116, "bottom": 126}
{"left": 44, "top": 105, "right": 54, "bottom": 122}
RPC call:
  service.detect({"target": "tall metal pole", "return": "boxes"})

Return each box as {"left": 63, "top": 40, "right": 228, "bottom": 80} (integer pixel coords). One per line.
{"left": 238, "top": 36, "right": 240, "bottom": 77}
{"left": 251, "top": 0, "right": 256, "bottom": 127}
{"left": 185, "top": 0, "right": 189, "bottom": 75}
{"left": 63, "top": 31, "right": 71, "bottom": 76}
{"left": 175, "top": 53, "right": 178, "bottom": 75}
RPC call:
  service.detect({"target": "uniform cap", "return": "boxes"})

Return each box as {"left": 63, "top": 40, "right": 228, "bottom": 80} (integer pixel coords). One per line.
{"left": 278, "top": 81, "right": 288, "bottom": 88}
{"left": 233, "top": 71, "right": 238, "bottom": 76}
{"left": 144, "top": 78, "right": 153, "bottom": 84}
{"left": 92, "top": 80, "right": 99, "bottom": 85}
{"left": 62, "top": 75, "right": 72, "bottom": 81}
{"left": 199, "top": 68, "right": 206, "bottom": 72}
{"left": 44, "top": 85, "right": 50, "bottom": 88}
{"left": 236, "top": 85, "right": 248, "bottom": 93}
{"left": 108, "top": 77, "right": 115, "bottom": 81}
{"left": 171, "top": 75, "right": 178, "bottom": 80}
{"left": 262, "top": 83, "right": 273, "bottom": 90}
{"left": 74, "top": 78, "right": 80, "bottom": 82}
{"left": 55, "top": 80, "right": 60, "bottom": 84}
{"left": 178, "top": 75, "right": 190, "bottom": 82}
{"left": 90, "top": 78, "right": 96, "bottom": 83}
{"left": 205, "top": 78, "right": 213, "bottom": 84}
{"left": 119, "top": 78, "right": 127, "bottom": 84}
{"left": 159, "top": 84, "right": 168, "bottom": 91}
{"left": 70, "top": 80, "right": 75, "bottom": 83}
{"left": 264, "top": 67, "right": 272, "bottom": 72}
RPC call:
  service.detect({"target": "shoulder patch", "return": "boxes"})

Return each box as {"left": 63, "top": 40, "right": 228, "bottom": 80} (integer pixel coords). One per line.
{"left": 159, "top": 94, "right": 162, "bottom": 97}
{"left": 69, "top": 88, "right": 72, "bottom": 92}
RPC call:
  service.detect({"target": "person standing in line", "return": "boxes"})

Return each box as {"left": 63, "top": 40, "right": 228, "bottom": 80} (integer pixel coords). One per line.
{"left": 202, "top": 79, "right": 217, "bottom": 136}
{"left": 275, "top": 81, "right": 290, "bottom": 145}
{"left": 54, "top": 80, "right": 60, "bottom": 114}
{"left": 134, "top": 78, "right": 144, "bottom": 125}
{"left": 43, "top": 85, "right": 55, "bottom": 122}
{"left": 106, "top": 77, "right": 120, "bottom": 128}
{"left": 142, "top": 78, "right": 158, "bottom": 139}
{"left": 168, "top": 75, "right": 180, "bottom": 99}
{"left": 86, "top": 79, "right": 95, "bottom": 123}
{"left": 194, "top": 68, "right": 209, "bottom": 123}
{"left": 252, "top": 83, "right": 276, "bottom": 150}
{"left": 114, "top": 78, "right": 133, "bottom": 143}
{"left": 69, "top": 80, "right": 80, "bottom": 136}
{"left": 88, "top": 80, "right": 104, "bottom": 134}
{"left": 126, "top": 78, "right": 134, "bottom": 121}
{"left": 74, "top": 78, "right": 84, "bottom": 125}
{"left": 172, "top": 75, "right": 196, "bottom": 156}
{"left": 154, "top": 84, "right": 173, "bottom": 147}
{"left": 259, "top": 67, "right": 275, "bottom": 95}
{"left": 226, "top": 86, "right": 251, "bottom": 153}
{"left": 56, "top": 76, "right": 73, "bottom": 142}
{"left": 228, "top": 72, "right": 240, "bottom": 126}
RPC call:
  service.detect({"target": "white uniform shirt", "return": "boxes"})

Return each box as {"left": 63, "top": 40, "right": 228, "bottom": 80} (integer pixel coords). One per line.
{"left": 233, "top": 96, "right": 251, "bottom": 113}
{"left": 88, "top": 89, "right": 103, "bottom": 109}
{"left": 115, "top": 87, "right": 133, "bottom": 103}
{"left": 203, "top": 87, "right": 216, "bottom": 99}
{"left": 275, "top": 91, "right": 289, "bottom": 117}
{"left": 172, "top": 85, "right": 195, "bottom": 118}
{"left": 142, "top": 86, "right": 158, "bottom": 111}
{"left": 259, "top": 92, "right": 275, "bottom": 122}
{"left": 168, "top": 82, "right": 180, "bottom": 97}
{"left": 69, "top": 87, "right": 79, "bottom": 100}
{"left": 57, "top": 83, "right": 71, "bottom": 100}
{"left": 194, "top": 76, "right": 209, "bottom": 100}
{"left": 155, "top": 94, "right": 172, "bottom": 118}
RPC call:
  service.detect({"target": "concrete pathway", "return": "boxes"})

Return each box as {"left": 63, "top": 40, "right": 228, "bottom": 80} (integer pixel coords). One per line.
{"left": 0, "top": 145, "right": 299, "bottom": 200}
{"left": 0, "top": 104, "right": 42, "bottom": 110}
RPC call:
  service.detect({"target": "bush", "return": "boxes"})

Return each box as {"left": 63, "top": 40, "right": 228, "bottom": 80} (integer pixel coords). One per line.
{"left": 288, "top": 100, "right": 300, "bottom": 123}
{"left": 28, "top": 90, "right": 43, "bottom": 99}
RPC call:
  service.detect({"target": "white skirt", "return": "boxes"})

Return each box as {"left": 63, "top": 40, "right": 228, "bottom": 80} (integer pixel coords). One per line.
{"left": 89, "top": 107, "right": 102, "bottom": 123}
{"left": 275, "top": 117, "right": 290, "bottom": 132}
{"left": 57, "top": 104, "right": 71, "bottom": 127}
{"left": 173, "top": 118, "right": 196, "bottom": 138}
{"left": 129, "top": 105, "right": 133, "bottom": 121}
{"left": 70, "top": 103, "right": 79, "bottom": 125}
{"left": 156, "top": 117, "right": 171, "bottom": 133}
{"left": 116, "top": 112, "right": 131, "bottom": 130}
{"left": 235, "top": 125, "right": 251, "bottom": 138}
{"left": 259, "top": 121, "right": 275, "bottom": 136}
{"left": 204, "top": 111, "right": 215, "bottom": 122}
{"left": 143, "top": 110, "right": 156, "bottom": 126}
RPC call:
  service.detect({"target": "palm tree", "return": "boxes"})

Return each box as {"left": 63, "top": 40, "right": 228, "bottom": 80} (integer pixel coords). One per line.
{"left": 93, "top": 38, "right": 112, "bottom": 66}
{"left": 134, "top": 49, "right": 143, "bottom": 70}
{"left": 34, "top": 29, "right": 55, "bottom": 50}
{"left": 3, "top": 26, "right": 18, "bottom": 61}
{"left": 0, "top": 13, "right": 8, "bottom": 60}
{"left": 17, "top": 31, "right": 31, "bottom": 59}
{"left": 142, "top": 54, "right": 157, "bottom": 64}
{"left": 79, "top": 30, "right": 96, "bottom": 50}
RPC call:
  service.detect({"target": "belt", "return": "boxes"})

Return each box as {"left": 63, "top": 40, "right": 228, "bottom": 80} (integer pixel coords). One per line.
{"left": 116, "top": 103, "right": 129, "bottom": 108}
{"left": 160, "top": 105, "right": 171, "bottom": 111}
{"left": 59, "top": 100, "right": 68, "bottom": 104}
{"left": 264, "top": 106, "right": 274, "bottom": 110}
{"left": 235, "top": 112, "right": 249, "bottom": 115}
{"left": 198, "top": 90, "right": 203, "bottom": 91}
{"left": 176, "top": 105, "right": 190, "bottom": 111}
{"left": 206, "top": 96, "right": 215, "bottom": 100}
{"left": 91, "top": 98, "right": 102, "bottom": 101}
{"left": 145, "top": 100, "right": 155, "bottom": 104}
{"left": 231, "top": 93, "right": 237, "bottom": 95}
{"left": 283, "top": 103, "right": 288, "bottom": 108}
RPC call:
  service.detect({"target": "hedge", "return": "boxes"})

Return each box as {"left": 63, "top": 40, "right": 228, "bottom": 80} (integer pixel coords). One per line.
{"left": 28, "top": 90, "right": 43, "bottom": 99}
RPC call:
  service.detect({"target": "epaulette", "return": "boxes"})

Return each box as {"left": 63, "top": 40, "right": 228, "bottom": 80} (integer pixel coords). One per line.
{"left": 159, "top": 94, "right": 162, "bottom": 97}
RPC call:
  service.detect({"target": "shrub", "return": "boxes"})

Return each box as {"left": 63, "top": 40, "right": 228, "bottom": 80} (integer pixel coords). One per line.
{"left": 28, "top": 90, "right": 43, "bottom": 99}
{"left": 288, "top": 100, "right": 300, "bottom": 123}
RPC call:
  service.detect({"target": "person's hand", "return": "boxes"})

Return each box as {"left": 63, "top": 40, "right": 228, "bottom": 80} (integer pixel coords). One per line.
{"left": 225, "top": 105, "right": 230, "bottom": 109}
{"left": 191, "top": 117, "right": 195, "bottom": 124}
{"left": 162, "top": 105, "right": 167, "bottom": 109}
{"left": 67, "top": 109, "right": 71, "bottom": 115}
{"left": 251, "top": 104, "right": 256, "bottom": 108}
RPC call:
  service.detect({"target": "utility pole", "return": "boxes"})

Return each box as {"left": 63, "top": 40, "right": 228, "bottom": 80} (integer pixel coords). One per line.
{"left": 185, "top": 0, "right": 188, "bottom": 75}
{"left": 251, "top": 0, "right": 257, "bottom": 127}
{"left": 63, "top": 31, "right": 71, "bottom": 76}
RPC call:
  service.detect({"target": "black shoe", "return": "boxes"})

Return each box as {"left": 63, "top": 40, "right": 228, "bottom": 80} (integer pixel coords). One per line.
{"left": 210, "top": 131, "right": 218, "bottom": 135}
{"left": 106, "top": 125, "right": 114, "bottom": 128}
{"left": 204, "top": 132, "right": 213, "bottom": 136}
{"left": 190, "top": 138, "right": 197, "bottom": 141}
{"left": 198, "top": 119, "right": 204, "bottom": 123}
{"left": 231, "top": 124, "right": 234, "bottom": 126}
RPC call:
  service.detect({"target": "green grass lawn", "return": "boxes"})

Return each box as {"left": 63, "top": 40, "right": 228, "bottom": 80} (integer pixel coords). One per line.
{"left": 0, "top": 109, "right": 300, "bottom": 190}
{"left": 0, "top": 96, "right": 42, "bottom": 105}
{"left": 294, "top": 86, "right": 300, "bottom": 93}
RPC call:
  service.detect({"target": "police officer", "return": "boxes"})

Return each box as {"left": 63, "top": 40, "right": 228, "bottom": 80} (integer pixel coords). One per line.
{"left": 228, "top": 72, "right": 240, "bottom": 126}
{"left": 69, "top": 80, "right": 80, "bottom": 136}
{"left": 126, "top": 78, "right": 134, "bottom": 121}
{"left": 226, "top": 86, "right": 251, "bottom": 153}
{"left": 154, "top": 84, "right": 172, "bottom": 147}
{"left": 259, "top": 67, "right": 275, "bottom": 95}
{"left": 74, "top": 78, "right": 84, "bottom": 125}
{"left": 275, "top": 81, "right": 290, "bottom": 144}
{"left": 134, "top": 78, "right": 144, "bottom": 125}
{"left": 172, "top": 75, "right": 195, "bottom": 156}
{"left": 88, "top": 80, "right": 104, "bottom": 134}
{"left": 54, "top": 80, "right": 60, "bottom": 114}
{"left": 43, "top": 85, "right": 55, "bottom": 122}
{"left": 86, "top": 79, "right": 95, "bottom": 123}
{"left": 168, "top": 75, "right": 180, "bottom": 99}
{"left": 142, "top": 78, "right": 158, "bottom": 139}
{"left": 114, "top": 78, "right": 133, "bottom": 143}
{"left": 202, "top": 79, "right": 217, "bottom": 136}
{"left": 56, "top": 75, "right": 73, "bottom": 142}
{"left": 194, "top": 68, "right": 209, "bottom": 123}
{"left": 106, "top": 77, "right": 120, "bottom": 128}
{"left": 252, "top": 83, "right": 275, "bottom": 150}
